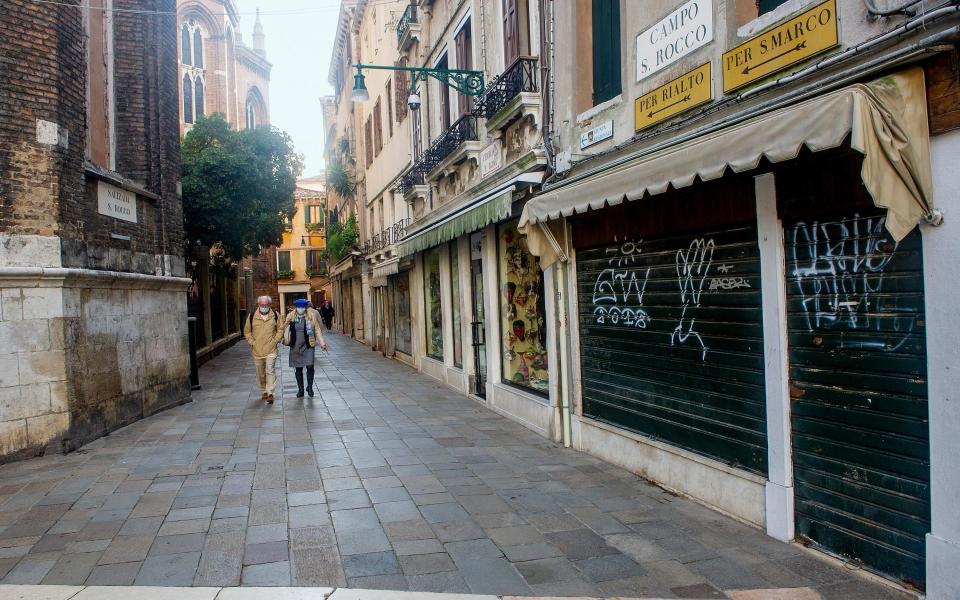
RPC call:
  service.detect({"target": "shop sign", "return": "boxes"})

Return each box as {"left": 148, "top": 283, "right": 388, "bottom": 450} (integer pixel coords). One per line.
{"left": 97, "top": 181, "right": 137, "bottom": 223}
{"left": 636, "top": 0, "right": 713, "bottom": 82}
{"left": 635, "top": 62, "right": 712, "bottom": 131}
{"left": 580, "top": 120, "right": 613, "bottom": 149}
{"left": 722, "top": 0, "right": 838, "bottom": 94}
{"left": 480, "top": 140, "right": 503, "bottom": 178}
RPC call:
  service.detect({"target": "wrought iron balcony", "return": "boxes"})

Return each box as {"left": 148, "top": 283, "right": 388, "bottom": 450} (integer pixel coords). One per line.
{"left": 396, "top": 4, "right": 418, "bottom": 49}
{"left": 394, "top": 169, "right": 425, "bottom": 197}
{"left": 420, "top": 114, "right": 479, "bottom": 173}
{"left": 362, "top": 218, "right": 413, "bottom": 255}
{"left": 474, "top": 57, "right": 539, "bottom": 121}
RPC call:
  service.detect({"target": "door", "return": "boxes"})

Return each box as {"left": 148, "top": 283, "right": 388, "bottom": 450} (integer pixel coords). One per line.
{"left": 470, "top": 233, "right": 487, "bottom": 397}
{"left": 576, "top": 224, "right": 768, "bottom": 474}
{"left": 786, "top": 211, "right": 929, "bottom": 587}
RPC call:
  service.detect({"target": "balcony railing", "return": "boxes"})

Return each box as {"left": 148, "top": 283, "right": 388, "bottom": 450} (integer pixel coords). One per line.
{"left": 394, "top": 169, "right": 425, "bottom": 197}
{"left": 396, "top": 4, "right": 417, "bottom": 46}
{"left": 420, "top": 114, "right": 478, "bottom": 173}
{"left": 361, "top": 218, "right": 413, "bottom": 255}
{"left": 474, "top": 57, "right": 538, "bottom": 120}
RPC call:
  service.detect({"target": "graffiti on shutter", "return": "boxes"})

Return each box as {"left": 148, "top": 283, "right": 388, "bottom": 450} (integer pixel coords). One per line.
{"left": 786, "top": 212, "right": 929, "bottom": 588}
{"left": 577, "top": 224, "right": 767, "bottom": 474}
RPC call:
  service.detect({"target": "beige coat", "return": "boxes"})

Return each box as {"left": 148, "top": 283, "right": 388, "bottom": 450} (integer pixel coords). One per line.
{"left": 283, "top": 309, "right": 325, "bottom": 349}
{"left": 243, "top": 310, "right": 284, "bottom": 358}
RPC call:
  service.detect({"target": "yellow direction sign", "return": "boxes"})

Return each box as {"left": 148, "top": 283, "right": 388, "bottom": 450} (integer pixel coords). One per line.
{"left": 635, "top": 63, "right": 713, "bottom": 131}
{"left": 722, "top": 0, "right": 838, "bottom": 94}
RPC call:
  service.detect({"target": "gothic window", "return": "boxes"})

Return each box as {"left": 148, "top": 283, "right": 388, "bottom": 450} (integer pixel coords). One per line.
{"left": 193, "top": 27, "right": 204, "bottom": 67}
{"left": 181, "top": 24, "right": 191, "bottom": 65}
{"left": 245, "top": 99, "right": 257, "bottom": 129}
{"left": 182, "top": 74, "right": 194, "bottom": 123}
{"left": 194, "top": 77, "right": 204, "bottom": 118}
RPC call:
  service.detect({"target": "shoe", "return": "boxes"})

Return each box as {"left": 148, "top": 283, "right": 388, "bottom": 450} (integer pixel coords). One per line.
{"left": 266, "top": 394, "right": 274, "bottom": 404}
{"left": 261, "top": 392, "right": 268, "bottom": 400}
{"left": 296, "top": 390, "right": 305, "bottom": 398}
{"left": 307, "top": 387, "right": 314, "bottom": 398}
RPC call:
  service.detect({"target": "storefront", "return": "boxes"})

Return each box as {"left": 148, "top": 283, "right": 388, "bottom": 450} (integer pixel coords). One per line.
{"left": 520, "top": 69, "right": 937, "bottom": 586}
{"left": 390, "top": 269, "right": 413, "bottom": 359}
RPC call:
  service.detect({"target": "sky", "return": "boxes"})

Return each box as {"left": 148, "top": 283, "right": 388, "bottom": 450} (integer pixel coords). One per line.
{"left": 233, "top": 1, "right": 342, "bottom": 178}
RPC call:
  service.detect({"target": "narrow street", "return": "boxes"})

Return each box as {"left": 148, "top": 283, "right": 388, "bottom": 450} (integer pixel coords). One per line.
{"left": 0, "top": 334, "right": 908, "bottom": 599}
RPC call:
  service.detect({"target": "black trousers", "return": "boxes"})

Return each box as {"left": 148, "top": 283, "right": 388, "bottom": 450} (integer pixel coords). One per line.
{"left": 294, "top": 366, "right": 315, "bottom": 394}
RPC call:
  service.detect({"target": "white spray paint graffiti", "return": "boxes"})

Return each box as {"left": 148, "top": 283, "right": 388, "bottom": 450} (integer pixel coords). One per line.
{"left": 671, "top": 238, "right": 715, "bottom": 360}
{"left": 592, "top": 238, "right": 652, "bottom": 328}
{"left": 790, "top": 214, "right": 913, "bottom": 352}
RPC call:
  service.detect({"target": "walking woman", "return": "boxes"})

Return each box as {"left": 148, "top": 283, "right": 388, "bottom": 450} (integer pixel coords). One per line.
{"left": 284, "top": 298, "right": 328, "bottom": 398}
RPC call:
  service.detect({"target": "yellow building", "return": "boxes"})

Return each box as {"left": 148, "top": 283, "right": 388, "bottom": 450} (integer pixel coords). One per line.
{"left": 276, "top": 180, "right": 329, "bottom": 313}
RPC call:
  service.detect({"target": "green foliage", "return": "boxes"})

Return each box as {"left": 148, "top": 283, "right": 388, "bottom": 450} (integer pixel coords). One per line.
{"left": 181, "top": 114, "right": 303, "bottom": 260}
{"left": 325, "top": 214, "right": 358, "bottom": 262}
{"left": 327, "top": 156, "right": 354, "bottom": 199}
{"left": 277, "top": 269, "right": 295, "bottom": 279}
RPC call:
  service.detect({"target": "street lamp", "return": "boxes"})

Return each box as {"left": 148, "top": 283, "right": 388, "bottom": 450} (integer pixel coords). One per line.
{"left": 350, "top": 63, "right": 484, "bottom": 110}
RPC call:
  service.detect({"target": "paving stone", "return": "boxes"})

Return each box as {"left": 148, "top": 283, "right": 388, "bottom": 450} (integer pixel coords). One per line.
{"left": 85, "top": 561, "right": 142, "bottom": 585}
{"left": 337, "top": 527, "right": 391, "bottom": 556}
{"left": 194, "top": 531, "right": 244, "bottom": 586}
{"left": 405, "top": 571, "right": 472, "bottom": 593}
{"left": 243, "top": 541, "right": 288, "bottom": 566}
{"left": 368, "top": 488, "right": 411, "bottom": 504}
{"left": 374, "top": 501, "right": 421, "bottom": 524}
{"left": 41, "top": 551, "right": 102, "bottom": 584}
{"left": 157, "top": 519, "right": 210, "bottom": 536}
{"left": 287, "top": 491, "right": 324, "bottom": 507}
{"left": 289, "top": 526, "right": 336, "bottom": 548}
{"left": 545, "top": 528, "right": 619, "bottom": 561}
{"left": 445, "top": 538, "right": 504, "bottom": 563}
{"left": 98, "top": 534, "right": 155, "bottom": 565}
{"left": 420, "top": 503, "right": 470, "bottom": 524}
{"left": 457, "top": 557, "right": 531, "bottom": 595}
{"left": 383, "top": 519, "right": 434, "bottom": 542}
{"left": 118, "top": 517, "right": 164, "bottom": 537}
{"left": 148, "top": 532, "right": 206, "bottom": 557}
{"left": 240, "top": 560, "right": 291, "bottom": 586}
{"left": 331, "top": 508, "right": 379, "bottom": 532}
{"left": 325, "top": 489, "right": 371, "bottom": 510}
{"left": 2, "top": 557, "right": 59, "bottom": 584}
{"left": 501, "top": 542, "right": 564, "bottom": 562}
{"left": 342, "top": 550, "right": 400, "bottom": 578}
{"left": 134, "top": 551, "right": 202, "bottom": 585}
{"left": 346, "top": 574, "right": 409, "bottom": 591}
{"left": 246, "top": 524, "right": 287, "bottom": 545}
{"left": 574, "top": 553, "right": 645, "bottom": 582}
{"left": 393, "top": 539, "right": 443, "bottom": 556}
{"left": 290, "top": 545, "right": 346, "bottom": 587}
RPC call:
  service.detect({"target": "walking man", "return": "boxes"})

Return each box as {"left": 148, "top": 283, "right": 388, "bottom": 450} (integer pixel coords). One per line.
{"left": 243, "top": 295, "right": 284, "bottom": 404}
{"left": 284, "top": 298, "right": 328, "bottom": 398}
{"left": 320, "top": 300, "right": 335, "bottom": 331}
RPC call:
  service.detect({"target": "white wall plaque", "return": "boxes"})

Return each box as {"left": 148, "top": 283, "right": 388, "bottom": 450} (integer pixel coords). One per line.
{"left": 580, "top": 120, "right": 613, "bottom": 149}
{"left": 97, "top": 181, "right": 137, "bottom": 223}
{"left": 636, "top": 0, "right": 714, "bottom": 82}
{"left": 480, "top": 140, "right": 503, "bottom": 178}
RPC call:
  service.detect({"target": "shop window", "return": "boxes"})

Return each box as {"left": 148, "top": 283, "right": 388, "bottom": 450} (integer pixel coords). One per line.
{"left": 393, "top": 273, "right": 412, "bottom": 355}
{"left": 592, "top": 0, "right": 621, "bottom": 105}
{"left": 277, "top": 251, "right": 291, "bottom": 273}
{"left": 498, "top": 221, "right": 549, "bottom": 394}
{"left": 450, "top": 242, "right": 463, "bottom": 368}
{"left": 424, "top": 247, "right": 444, "bottom": 361}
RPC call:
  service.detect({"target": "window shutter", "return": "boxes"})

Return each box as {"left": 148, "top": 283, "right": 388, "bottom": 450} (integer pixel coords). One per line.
{"left": 592, "top": 0, "right": 621, "bottom": 105}
{"left": 456, "top": 22, "right": 473, "bottom": 117}
{"left": 374, "top": 99, "right": 383, "bottom": 155}
{"left": 503, "top": 0, "right": 519, "bottom": 65}
{"left": 437, "top": 55, "right": 451, "bottom": 130}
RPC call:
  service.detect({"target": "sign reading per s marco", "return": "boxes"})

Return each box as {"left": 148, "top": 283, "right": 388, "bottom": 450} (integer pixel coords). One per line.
{"left": 636, "top": 0, "right": 713, "bottom": 82}
{"left": 722, "top": 0, "right": 838, "bottom": 93}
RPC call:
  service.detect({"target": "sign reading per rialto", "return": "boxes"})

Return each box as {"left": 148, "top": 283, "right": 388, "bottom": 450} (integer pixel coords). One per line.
{"left": 636, "top": 0, "right": 713, "bottom": 82}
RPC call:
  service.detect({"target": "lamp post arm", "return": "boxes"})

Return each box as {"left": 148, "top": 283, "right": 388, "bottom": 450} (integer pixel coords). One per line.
{"left": 353, "top": 63, "right": 485, "bottom": 96}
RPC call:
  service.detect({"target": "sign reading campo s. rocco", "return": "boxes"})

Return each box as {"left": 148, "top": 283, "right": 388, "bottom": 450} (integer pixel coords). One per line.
{"left": 636, "top": 0, "right": 713, "bottom": 82}
{"left": 635, "top": 63, "right": 713, "bottom": 131}
{"left": 722, "top": 0, "right": 839, "bottom": 93}
{"left": 97, "top": 181, "right": 137, "bottom": 223}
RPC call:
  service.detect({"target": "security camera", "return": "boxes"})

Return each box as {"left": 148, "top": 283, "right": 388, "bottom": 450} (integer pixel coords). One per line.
{"left": 407, "top": 90, "right": 421, "bottom": 112}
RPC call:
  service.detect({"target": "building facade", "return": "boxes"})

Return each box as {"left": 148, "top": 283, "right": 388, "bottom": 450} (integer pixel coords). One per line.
{"left": 0, "top": 0, "right": 189, "bottom": 461}
{"left": 326, "top": 0, "right": 555, "bottom": 438}
{"left": 275, "top": 180, "right": 330, "bottom": 314}
{"left": 326, "top": 0, "right": 960, "bottom": 594}
{"left": 177, "top": 0, "right": 274, "bottom": 359}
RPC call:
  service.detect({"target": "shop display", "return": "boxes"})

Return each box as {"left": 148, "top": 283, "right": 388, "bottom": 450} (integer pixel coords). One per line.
{"left": 450, "top": 242, "right": 463, "bottom": 367}
{"left": 424, "top": 247, "right": 444, "bottom": 361}
{"left": 391, "top": 272, "right": 412, "bottom": 355}
{"left": 498, "top": 221, "right": 549, "bottom": 393}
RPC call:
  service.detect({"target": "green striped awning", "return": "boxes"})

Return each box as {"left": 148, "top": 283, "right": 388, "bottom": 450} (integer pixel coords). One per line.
{"left": 397, "top": 187, "right": 514, "bottom": 258}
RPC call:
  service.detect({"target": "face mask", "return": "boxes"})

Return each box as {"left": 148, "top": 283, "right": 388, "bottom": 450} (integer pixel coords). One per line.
{"left": 259, "top": 306, "right": 270, "bottom": 314}
{"left": 296, "top": 307, "right": 306, "bottom": 315}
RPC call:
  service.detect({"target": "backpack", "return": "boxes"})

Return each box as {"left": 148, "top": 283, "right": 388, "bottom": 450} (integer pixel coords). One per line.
{"left": 248, "top": 309, "right": 279, "bottom": 331}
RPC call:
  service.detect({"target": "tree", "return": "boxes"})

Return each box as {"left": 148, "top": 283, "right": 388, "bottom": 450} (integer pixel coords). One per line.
{"left": 181, "top": 114, "right": 303, "bottom": 260}
{"left": 325, "top": 214, "right": 358, "bottom": 262}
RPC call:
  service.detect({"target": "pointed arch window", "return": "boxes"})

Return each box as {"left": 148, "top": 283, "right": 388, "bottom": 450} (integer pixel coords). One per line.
{"left": 183, "top": 74, "right": 194, "bottom": 123}
{"left": 181, "top": 24, "right": 191, "bottom": 65}
{"left": 193, "top": 28, "right": 203, "bottom": 67}
{"left": 245, "top": 99, "right": 257, "bottom": 129}
{"left": 194, "top": 77, "right": 204, "bottom": 118}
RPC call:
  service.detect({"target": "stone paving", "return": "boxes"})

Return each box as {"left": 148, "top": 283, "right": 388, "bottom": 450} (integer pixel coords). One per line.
{"left": 0, "top": 333, "right": 913, "bottom": 599}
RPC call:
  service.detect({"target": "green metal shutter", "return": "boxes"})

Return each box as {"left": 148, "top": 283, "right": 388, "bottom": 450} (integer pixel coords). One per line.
{"left": 591, "top": 0, "right": 621, "bottom": 105}
{"left": 577, "top": 224, "right": 768, "bottom": 475}
{"left": 786, "top": 212, "right": 929, "bottom": 588}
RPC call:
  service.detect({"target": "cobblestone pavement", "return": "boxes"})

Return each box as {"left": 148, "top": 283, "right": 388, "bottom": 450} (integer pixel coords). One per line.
{"left": 0, "top": 334, "right": 913, "bottom": 599}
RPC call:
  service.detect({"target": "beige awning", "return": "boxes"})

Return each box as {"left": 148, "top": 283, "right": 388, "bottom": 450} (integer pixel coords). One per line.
{"left": 520, "top": 68, "right": 932, "bottom": 266}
